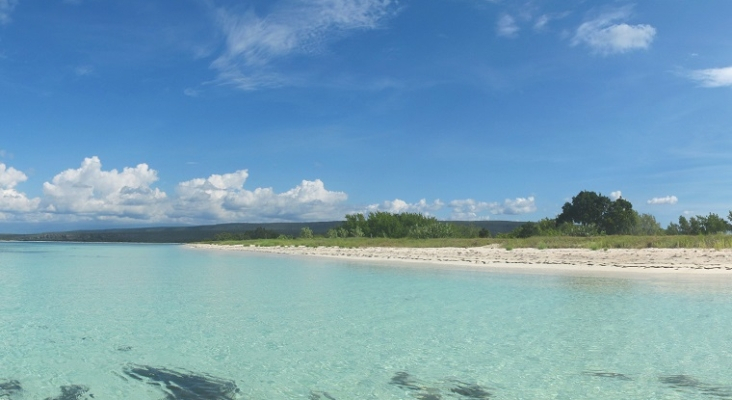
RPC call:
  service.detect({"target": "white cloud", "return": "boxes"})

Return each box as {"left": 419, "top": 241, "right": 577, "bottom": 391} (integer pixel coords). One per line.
{"left": 0, "top": 187, "right": 41, "bottom": 217}
{"left": 2, "top": 156, "right": 545, "bottom": 226}
{"left": 448, "top": 196, "right": 536, "bottom": 220}
{"left": 0, "top": 163, "right": 40, "bottom": 214}
{"left": 41, "top": 157, "right": 168, "bottom": 221}
{"left": 502, "top": 196, "right": 536, "bottom": 214}
{"left": 572, "top": 7, "right": 656, "bottom": 55}
{"left": 11, "top": 157, "right": 349, "bottom": 224}
{"left": 688, "top": 66, "right": 732, "bottom": 88}
{"left": 0, "top": 0, "right": 18, "bottom": 25}
{"left": 211, "top": 0, "right": 398, "bottom": 89}
{"left": 173, "top": 171, "right": 348, "bottom": 222}
{"left": 496, "top": 14, "right": 519, "bottom": 37}
{"left": 532, "top": 12, "right": 570, "bottom": 32}
{"left": 366, "top": 198, "right": 444, "bottom": 214}
{"left": 647, "top": 195, "right": 678, "bottom": 205}
{"left": 0, "top": 162, "right": 26, "bottom": 189}
{"left": 533, "top": 14, "right": 550, "bottom": 31}
{"left": 610, "top": 190, "right": 622, "bottom": 200}
{"left": 173, "top": 170, "right": 249, "bottom": 220}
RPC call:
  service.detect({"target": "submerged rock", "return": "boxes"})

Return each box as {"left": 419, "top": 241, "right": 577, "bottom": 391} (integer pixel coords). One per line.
{"left": 389, "top": 372, "right": 492, "bottom": 399}
{"left": 660, "top": 374, "right": 704, "bottom": 388}
{"left": 309, "top": 390, "right": 337, "bottom": 399}
{"left": 44, "top": 385, "right": 93, "bottom": 400}
{"left": 0, "top": 379, "right": 22, "bottom": 398}
{"left": 123, "top": 365, "right": 239, "bottom": 400}
{"left": 390, "top": 371, "right": 425, "bottom": 392}
{"left": 660, "top": 375, "right": 732, "bottom": 399}
{"left": 582, "top": 371, "right": 633, "bottom": 381}
{"left": 449, "top": 381, "right": 492, "bottom": 398}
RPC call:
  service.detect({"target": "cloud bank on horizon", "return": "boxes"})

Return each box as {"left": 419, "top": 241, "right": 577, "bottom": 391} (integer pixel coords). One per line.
{"left": 0, "top": 0, "right": 729, "bottom": 230}
{"left": 0, "top": 157, "right": 544, "bottom": 225}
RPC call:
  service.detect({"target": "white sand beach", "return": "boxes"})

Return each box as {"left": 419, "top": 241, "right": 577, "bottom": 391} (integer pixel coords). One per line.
{"left": 188, "top": 244, "right": 732, "bottom": 278}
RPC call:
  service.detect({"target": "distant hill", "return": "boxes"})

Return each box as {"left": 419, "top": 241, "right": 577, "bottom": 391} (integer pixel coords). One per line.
{"left": 0, "top": 220, "right": 524, "bottom": 243}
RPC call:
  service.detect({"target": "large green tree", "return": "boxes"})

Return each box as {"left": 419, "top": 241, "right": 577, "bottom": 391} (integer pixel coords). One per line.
{"left": 556, "top": 191, "right": 611, "bottom": 228}
{"left": 556, "top": 191, "right": 638, "bottom": 235}
{"left": 699, "top": 213, "right": 730, "bottom": 234}
{"left": 603, "top": 198, "right": 638, "bottom": 235}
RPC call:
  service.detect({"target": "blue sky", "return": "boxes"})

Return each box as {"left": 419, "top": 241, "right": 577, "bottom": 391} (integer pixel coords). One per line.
{"left": 1, "top": 0, "right": 731, "bottom": 232}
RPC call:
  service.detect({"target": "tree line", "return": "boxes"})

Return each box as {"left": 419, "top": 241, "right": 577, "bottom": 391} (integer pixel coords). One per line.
{"left": 213, "top": 227, "right": 282, "bottom": 241}
{"left": 210, "top": 190, "right": 731, "bottom": 241}
{"left": 328, "top": 212, "right": 489, "bottom": 239}
{"left": 506, "top": 190, "right": 731, "bottom": 238}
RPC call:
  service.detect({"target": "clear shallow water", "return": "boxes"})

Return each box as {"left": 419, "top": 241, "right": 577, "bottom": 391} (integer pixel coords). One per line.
{"left": 1, "top": 243, "right": 732, "bottom": 399}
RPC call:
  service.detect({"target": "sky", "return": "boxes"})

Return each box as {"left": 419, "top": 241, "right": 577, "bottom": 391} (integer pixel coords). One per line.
{"left": 0, "top": 0, "right": 731, "bottom": 233}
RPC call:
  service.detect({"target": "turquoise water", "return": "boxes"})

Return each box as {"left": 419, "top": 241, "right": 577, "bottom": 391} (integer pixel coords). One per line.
{"left": 1, "top": 243, "right": 732, "bottom": 399}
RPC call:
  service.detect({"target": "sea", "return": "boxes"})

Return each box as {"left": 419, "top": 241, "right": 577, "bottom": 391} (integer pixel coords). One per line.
{"left": 1, "top": 242, "right": 732, "bottom": 399}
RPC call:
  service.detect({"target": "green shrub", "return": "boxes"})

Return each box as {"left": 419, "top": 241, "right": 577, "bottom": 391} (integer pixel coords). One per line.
{"left": 299, "top": 227, "right": 314, "bottom": 239}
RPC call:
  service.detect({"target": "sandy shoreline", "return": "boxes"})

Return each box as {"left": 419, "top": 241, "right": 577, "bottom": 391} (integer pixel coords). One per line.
{"left": 187, "top": 243, "right": 732, "bottom": 278}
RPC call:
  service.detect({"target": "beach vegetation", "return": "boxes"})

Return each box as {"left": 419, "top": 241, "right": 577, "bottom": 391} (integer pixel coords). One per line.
{"left": 299, "top": 227, "right": 314, "bottom": 239}
{"left": 350, "top": 226, "right": 365, "bottom": 238}
{"left": 327, "top": 227, "right": 349, "bottom": 238}
{"left": 212, "top": 233, "right": 732, "bottom": 250}
{"left": 512, "top": 221, "right": 540, "bottom": 238}
{"left": 213, "top": 227, "right": 280, "bottom": 241}
{"left": 665, "top": 213, "right": 730, "bottom": 235}
{"left": 632, "top": 213, "right": 663, "bottom": 236}
{"left": 339, "top": 211, "right": 474, "bottom": 239}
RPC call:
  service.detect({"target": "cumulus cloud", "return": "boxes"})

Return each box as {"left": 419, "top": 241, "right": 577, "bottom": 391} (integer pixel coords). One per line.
{"left": 173, "top": 170, "right": 348, "bottom": 223}
{"left": 448, "top": 196, "right": 536, "bottom": 220}
{"left": 572, "top": 7, "right": 656, "bottom": 55}
{"left": 0, "top": 0, "right": 18, "bottom": 25}
{"left": 366, "top": 198, "right": 444, "bottom": 214}
{"left": 0, "top": 162, "right": 26, "bottom": 189}
{"left": 687, "top": 66, "right": 732, "bottom": 88}
{"left": 211, "top": 0, "right": 398, "bottom": 89}
{"left": 647, "top": 195, "right": 678, "bottom": 205}
{"left": 42, "top": 157, "right": 168, "bottom": 221}
{"left": 2, "top": 156, "right": 544, "bottom": 226}
{"left": 496, "top": 14, "right": 519, "bottom": 37}
{"left": 610, "top": 190, "right": 622, "bottom": 201}
{"left": 0, "top": 163, "right": 41, "bottom": 214}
